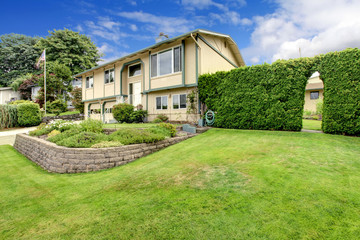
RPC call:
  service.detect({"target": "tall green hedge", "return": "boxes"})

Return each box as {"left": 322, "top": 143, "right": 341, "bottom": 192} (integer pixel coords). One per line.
{"left": 315, "top": 48, "right": 360, "bottom": 135}
{"left": 0, "top": 105, "right": 18, "bottom": 129}
{"left": 199, "top": 58, "right": 314, "bottom": 131}
{"left": 17, "top": 103, "right": 42, "bottom": 127}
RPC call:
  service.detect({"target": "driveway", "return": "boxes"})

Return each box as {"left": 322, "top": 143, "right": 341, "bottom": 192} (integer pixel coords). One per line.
{"left": 0, "top": 127, "right": 37, "bottom": 146}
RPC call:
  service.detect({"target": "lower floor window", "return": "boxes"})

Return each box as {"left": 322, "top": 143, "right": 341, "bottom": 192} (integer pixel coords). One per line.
{"left": 310, "top": 91, "right": 319, "bottom": 99}
{"left": 156, "top": 96, "right": 168, "bottom": 110}
{"left": 173, "top": 94, "right": 187, "bottom": 109}
{"left": 104, "top": 108, "right": 113, "bottom": 113}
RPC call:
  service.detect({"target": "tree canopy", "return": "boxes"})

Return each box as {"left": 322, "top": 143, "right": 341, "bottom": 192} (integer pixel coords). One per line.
{"left": 36, "top": 29, "right": 102, "bottom": 75}
{"left": 0, "top": 34, "right": 41, "bottom": 86}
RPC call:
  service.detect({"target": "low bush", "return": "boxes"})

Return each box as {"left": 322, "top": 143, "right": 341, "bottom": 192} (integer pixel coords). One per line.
{"left": 152, "top": 118, "right": 163, "bottom": 123}
{"left": 29, "top": 127, "right": 53, "bottom": 136}
{"left": 130, "top": 110, "right": 148, "bottom": 123}
{"left": 9, "top": 100, "right": 32, "bottom": 105}
{"left": 56, "top": 132, "right": 106, "bottom": 148}
{"left": 108, "top": 128, "right": 166, "bottom": 145}
{"left": 155, "top": 114, "right": 168, "bottom": 122}
{"left": 0, "top": 104, "right": 18, "bottom": 129}
{"left": 149, "top": 126, "right": 172, "bottom": 137}
{"left": 48, "top": 130, "right": 61, "bottom": 138}
{"left": 17, "top": 103, "right": 41, "bottom": 127}
{"left": 80, "top": 119, "right": 103, "bottom": 133}
{"left": 113, "top": 103, "right": 134, "bottom": 123}
{"left": 47, "top": 128, "right": 81, "bottom": 144}
{"left": 47, "top": 100, "right": 68, "bottom": 116}
{"left": 91, "top": 141, "right": 123, "bottom": 148}
{"left": 159, "top": 122, "right": 177, "bottom": 137}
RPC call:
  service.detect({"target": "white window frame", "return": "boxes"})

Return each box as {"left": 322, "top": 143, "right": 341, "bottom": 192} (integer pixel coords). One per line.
{"left": 104, "top": 68, "right": 115, "bottom": 84}
{"left": 128, "top": 63, "right": 142, "bottom": 78}
{"left": 172, "top": 94, "right": 187, "bottom": 109}
{"left": 150, "top": 45, "right": 181, "bottom": 78}
{"left": 86, "top": 76, "right": 93, "bottom": 89}
{"left": 156, "top": 96, "right": 168, "bottom": 110}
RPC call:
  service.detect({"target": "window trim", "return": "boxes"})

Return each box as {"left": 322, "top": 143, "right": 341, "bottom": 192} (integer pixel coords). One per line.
{"left": 156, "top": 95, "right": 168, "bottom": 110}
{"left": 86, "top": 75, "right": 94, "bottom": 89}
{"left": 150, "top": 45, "right": 182, "bottom": 78}
{"left": 172, "top": 94, "right": 187, "bottom": 109}
{"left": 128, "top": 63, "right": 142, "bottom": 78}
{"left": 104, "top": 68, "right": 115, "bottom": 85}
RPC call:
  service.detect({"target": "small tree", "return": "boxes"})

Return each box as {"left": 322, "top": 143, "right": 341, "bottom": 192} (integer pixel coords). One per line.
{"left": 70, "top": 87, "right": 84, "bottom": 113}
{"left": 112, "top": 103, "right": 134, "bottom": 123}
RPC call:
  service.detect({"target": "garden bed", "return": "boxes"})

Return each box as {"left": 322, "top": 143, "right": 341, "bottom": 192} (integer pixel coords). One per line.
{"left": 14, "top": 132, "right": 195, "bottom": 173}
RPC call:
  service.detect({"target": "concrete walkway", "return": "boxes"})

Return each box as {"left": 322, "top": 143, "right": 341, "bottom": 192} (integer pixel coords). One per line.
{"left": 0, "top": 127, "right": 37, "bottom": 146}
{"left": 301, "top": 129, "right": 323, "bottom": 133}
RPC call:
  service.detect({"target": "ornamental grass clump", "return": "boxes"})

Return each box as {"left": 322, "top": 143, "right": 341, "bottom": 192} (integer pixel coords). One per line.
{"left": 0, "top": 104, "right": 18, "bottom": 129}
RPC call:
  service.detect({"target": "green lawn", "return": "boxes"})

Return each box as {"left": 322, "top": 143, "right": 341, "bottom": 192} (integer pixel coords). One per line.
{"left": 303, "top": 119, "right": 322, "bottom": 131}
{"left": 44, "top": 110, "right": 80, "bottom": 117}
{"left": 1, "top": 129, "right": 360, "bottom": 239}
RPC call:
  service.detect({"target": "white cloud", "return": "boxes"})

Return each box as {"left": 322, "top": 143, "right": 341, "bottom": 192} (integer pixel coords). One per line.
{"left": 242, "top": 0, "right": 360, "bottom": 64}
{"left": 117, "top": 11, "right": 193, "bottom": 35}
{"left": 130, "top": 24, "right": 138, "bottom": 31}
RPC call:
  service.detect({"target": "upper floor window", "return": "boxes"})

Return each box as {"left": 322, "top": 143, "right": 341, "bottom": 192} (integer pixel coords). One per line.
{"left": 173, "top": 94, "right": 187, "bottom": 109}
{"left": 310, "top": 91, "right": 319, "bottom": 100}
{"left": 151, "top": 46, "right": 181, "bottom": 78}
{"left": 104, "top": 69, "right": 114, "bottom": 84}
{"left": 86, "top": 76, "right": 93, "bottom": 88}
{"left": 129, "top": 63, "right": 141, "bottom": 77}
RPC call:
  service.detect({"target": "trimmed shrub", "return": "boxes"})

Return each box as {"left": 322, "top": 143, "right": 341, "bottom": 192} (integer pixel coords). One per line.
{"left": 152, "top": 118, "right": 163, "bottom": 123}
{"left": 0, "top": 104, "right": 17, "bottom": 129}
{"left": 130, "top": 110, "right": 148, "bottom": 123}
{"left": 159, "top": 122, "right": 177, "bottom": 137}
{"left": 9, "top": 100, "right": 32, "bottom": 105}
{"left": 113, "top": 103, "right": 134, "bottom": 123}
{"left": 17, "top": 103, "right": 42, "bottom": 127}
{"left": 47, "top": 99, "right": 67, "bottom": 116}
{"left": 56, "top": 132, "right": 106, "bottom": 148}
{"left": 199, "top": 58, "right": 314, "bottom": 131}
{"left": 315, "top": 48, "right": 360, "bottom": 135}
{"left": 156, "top": 114, "right": 168, "bottom": 122}
{"left": 80, "top": 119, "right": 103, "bottom": 133}
{"left": 108, "top": 128, "right": 166, "bottom": 145}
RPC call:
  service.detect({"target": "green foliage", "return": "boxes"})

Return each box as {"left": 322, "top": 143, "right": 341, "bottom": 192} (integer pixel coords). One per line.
{"left": 9, "top": 100, "right": 32, "bottom": 105}
{"left": 0, "top": 105, "right": 18, "bottom": 129}
{"left": 70, "top": 87, "right": 84, "bottom": 113}
{"left": 303, "top": 110, "right": 313, "bottom": 118}
{"left": 186, "top": 90, "right": 197, "bottom": 114}
{"left": 112, "top": 103, "right": 134, "bottom": 123}
{"left": 153, "top": 114, "right": 168, "bottom": 123}
{"left": 314, "top": 48, "right": 360, "bottom": 135}
{"left": 17, "top": 103, "right": 41, "bottom": 127}
{"left": 91, "top": 141, "right": 123, "bottom": 148}
{"left": 47, "top": 128, "right": 81, "bottom": 144}
{"left": 35, "top": 29, "right": 102, "bottom": 75}
{"left": 10, "top": 73, "right": 34, "bottom": 91}
{"left": 29, "top": 127, "right": 53, "bottom": 136}
{"left": 316, "top": 98, "right": 323, "bottom": 115}
{"left": 0, "top": 34, "right": 40, "bottom": 86}
{"left": 48, "top": 129, "right": 61, "bottom": 138}
{"left": 159, "top": 122, "right": 177, "bottom": 137}
{"left": 130, "top": 110, "right": 148, "bottom": 123}
{"left": 199, "top": 58, "right": 314, "bottom": 131}
{"left": 17, "top": 75, "right": 38, "bottom": 100}
{"left": 47, "top": 99, "right": 67, "bottom": 115}
{"left": 79, "top": 119, "right": 103, "bottom": 133}
{"left": 108, "top": 128, "right": 166, "bottom": 145}
{"left": 57, "top": 132, "right": 106, "bottom": 148}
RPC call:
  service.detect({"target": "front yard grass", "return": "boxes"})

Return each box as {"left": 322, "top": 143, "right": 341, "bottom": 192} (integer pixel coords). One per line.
{"left": 1, "top": 129, "right": 360, "bottom": 239}
{"left": 303, "top": 119, "right": 322, "bottom": 131}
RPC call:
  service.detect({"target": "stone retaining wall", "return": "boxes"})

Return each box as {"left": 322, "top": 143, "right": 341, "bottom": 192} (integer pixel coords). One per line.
{"left": 42, "top": 114, "right": 84, "bottom": 123}
{"left": 14, "top": 133, "right": 194, "bottom": 173}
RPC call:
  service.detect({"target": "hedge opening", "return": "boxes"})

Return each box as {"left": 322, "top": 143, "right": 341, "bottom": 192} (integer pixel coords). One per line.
{"left": 199, "top": 48, "right": 360, "bottom": 136}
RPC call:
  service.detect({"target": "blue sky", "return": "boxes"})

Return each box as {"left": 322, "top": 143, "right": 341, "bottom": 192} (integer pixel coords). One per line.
{"left": 1, "top": 0, "right": 360, "bottom": 65}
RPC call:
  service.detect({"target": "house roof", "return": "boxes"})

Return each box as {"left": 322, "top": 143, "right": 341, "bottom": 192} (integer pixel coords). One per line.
{"left": 306, "top": 82, "right": 324, "bottom": 90}
{"left": 74, "top": 29, "right": 245, "bottom": 78}
{"left": 0, "top": 87, "right": 13, "bottom": 91}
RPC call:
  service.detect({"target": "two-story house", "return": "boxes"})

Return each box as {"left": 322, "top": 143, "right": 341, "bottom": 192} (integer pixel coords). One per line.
{"left": 74, "top": 29, "right": 245, "bottom": 123}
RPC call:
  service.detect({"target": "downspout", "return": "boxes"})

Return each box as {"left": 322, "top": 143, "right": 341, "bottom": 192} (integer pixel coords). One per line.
{"left": 181, "top": 39, "right": 185, "bottom": 87}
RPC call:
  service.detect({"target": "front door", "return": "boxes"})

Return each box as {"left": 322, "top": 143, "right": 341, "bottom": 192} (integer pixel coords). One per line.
{"left": 129, "top": 82, "right": 141, "bottom": 107}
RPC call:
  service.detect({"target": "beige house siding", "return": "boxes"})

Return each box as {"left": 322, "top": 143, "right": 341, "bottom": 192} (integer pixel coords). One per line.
{"left": 304, "top": 76, "right": 324, "bottom": 113}
{"left": 0, "top": 88, "right": 21, "bottom": 104}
